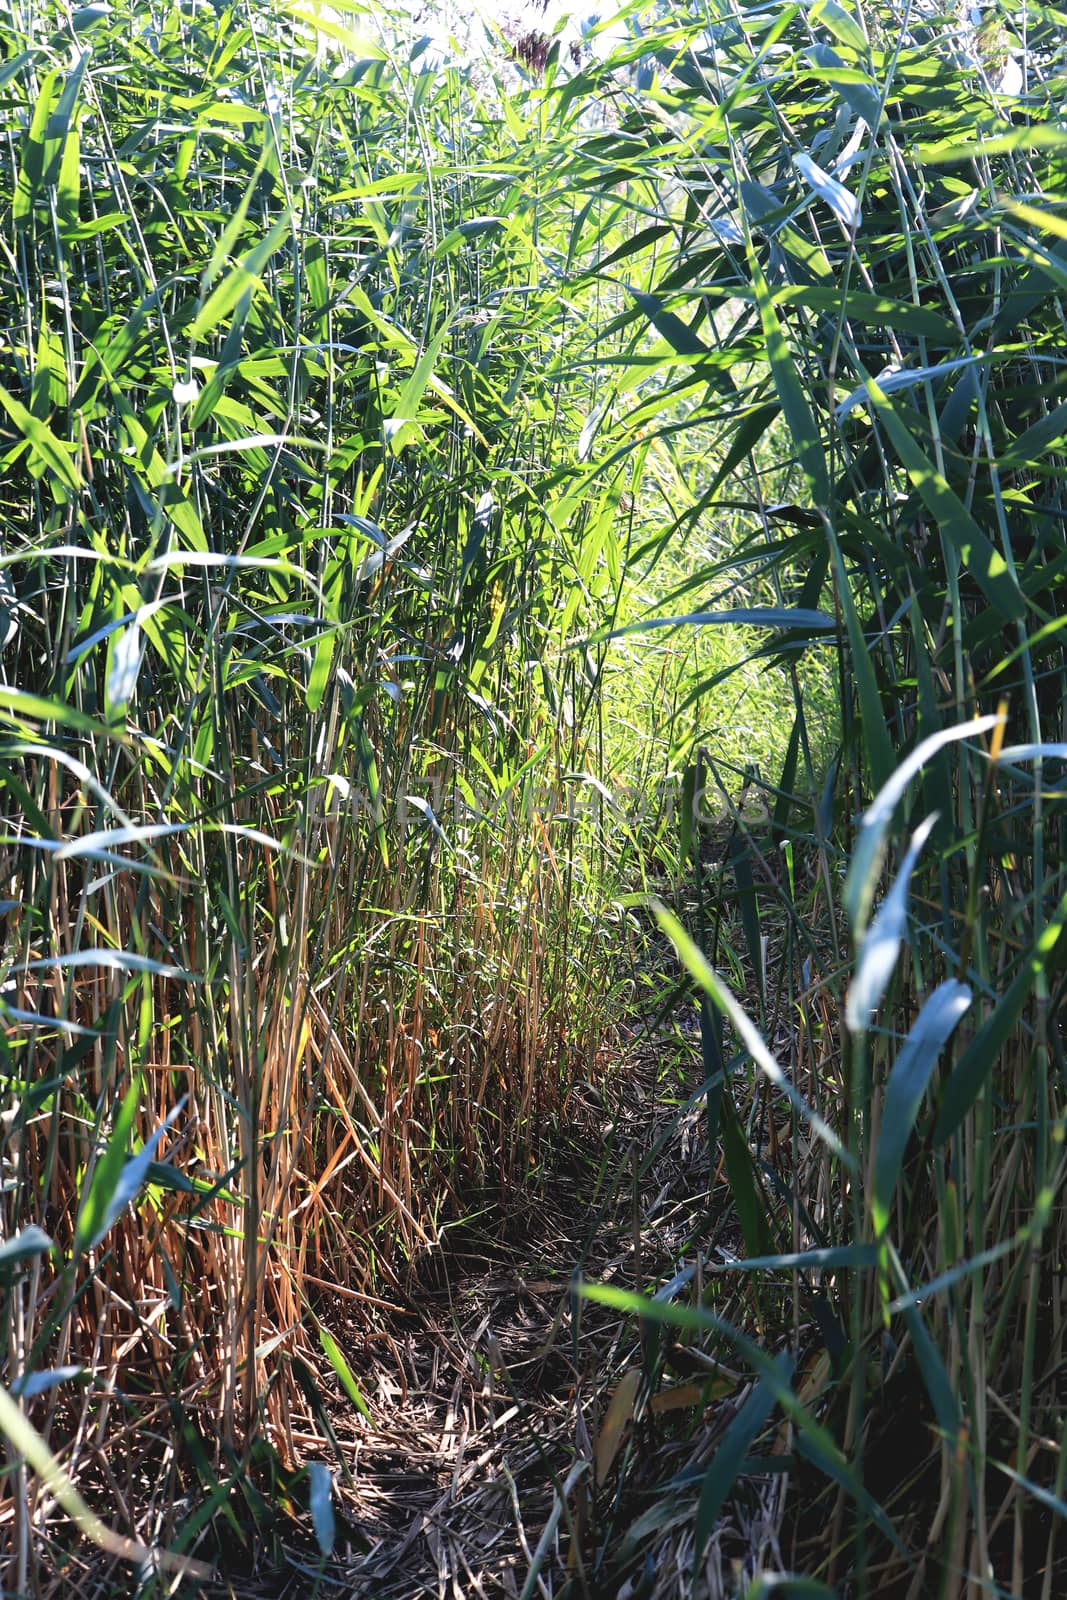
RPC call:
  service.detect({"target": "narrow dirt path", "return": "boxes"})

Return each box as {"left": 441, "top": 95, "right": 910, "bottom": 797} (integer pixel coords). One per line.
{"left": 312, "top": 1040, "right": 719, "bottom": 1600}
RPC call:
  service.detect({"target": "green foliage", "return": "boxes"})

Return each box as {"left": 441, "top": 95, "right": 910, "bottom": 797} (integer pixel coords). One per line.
{"left": 0, "top": 0, "right": 662, "bottom": 1579}
{"left": 1, "top": 0, "right": 1066, "bottom": 1592}
{"left": 566, "top": 1, "right": 1067, "bottom": 1592}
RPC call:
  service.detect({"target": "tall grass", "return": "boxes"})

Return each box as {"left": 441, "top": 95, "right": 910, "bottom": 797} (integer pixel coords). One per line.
{"left": 4, "top": 0, "right": 1067, "bottom": 1592}
{"left": 564, "top": 3, "right": 1067, "bottom": 1594}
{"left": 0, "top": 0, "right": 667, "bottom": 1582}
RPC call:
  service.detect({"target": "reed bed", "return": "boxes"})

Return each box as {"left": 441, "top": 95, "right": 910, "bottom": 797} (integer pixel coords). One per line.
{"left": 1, "top": 0, "right": 1066, "bottom": 1595}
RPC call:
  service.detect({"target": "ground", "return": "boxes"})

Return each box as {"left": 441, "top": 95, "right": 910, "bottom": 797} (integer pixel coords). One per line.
{"left": 227, "top": 1032, "right": 777, "bottom": 1600}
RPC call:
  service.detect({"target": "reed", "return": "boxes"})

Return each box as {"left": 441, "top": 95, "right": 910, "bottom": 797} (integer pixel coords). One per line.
{"left": 3, "top": 0, "right": 1063, "bottom": 1593}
